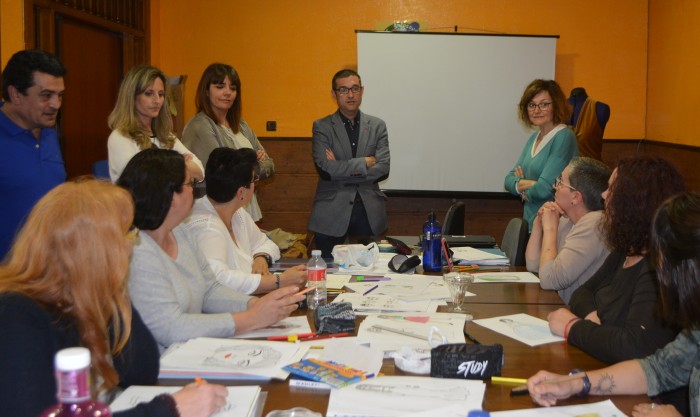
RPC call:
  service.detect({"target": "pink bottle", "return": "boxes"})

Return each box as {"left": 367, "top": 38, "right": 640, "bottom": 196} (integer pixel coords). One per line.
{"left": 41, "top": 347, "right": 112, "bottom": 417}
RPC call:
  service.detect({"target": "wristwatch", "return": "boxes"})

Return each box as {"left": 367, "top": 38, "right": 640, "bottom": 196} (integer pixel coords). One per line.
{"left": 569, "top": 369, "right": 591, "bottom": 397}
{"left": 254, "top": 253, "right": 272, "bottom": 267}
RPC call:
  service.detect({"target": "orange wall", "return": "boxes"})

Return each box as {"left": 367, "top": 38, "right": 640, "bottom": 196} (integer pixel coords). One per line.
{"left": 154, "top": 0, "right": 648, "bottom": 140}
{"left": 0, "top": 0, "right": 25, "bottom": 68}
{"left": 646, "top": 0, "right": 700, "bottom": 147}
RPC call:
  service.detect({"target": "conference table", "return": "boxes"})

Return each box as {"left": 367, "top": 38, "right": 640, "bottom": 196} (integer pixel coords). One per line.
{"left": 165, "top": 264, "right": 651, "bottom": 416}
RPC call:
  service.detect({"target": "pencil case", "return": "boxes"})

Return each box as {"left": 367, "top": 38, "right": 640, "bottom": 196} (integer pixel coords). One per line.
{"left": 313, "top": 302, "right": 355, "bottom": 334}
{"left": 430, "top": 343, "right": 503, "bottom": 380}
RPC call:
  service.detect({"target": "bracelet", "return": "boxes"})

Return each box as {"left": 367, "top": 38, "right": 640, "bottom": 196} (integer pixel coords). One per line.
{"left": 563, "top": 317, "right": 581, "bottom": 341}
{"left": 569, "top": 369, "right": 591, "bottom": 397}
{"left": 254, "top": 253, "right": 272, "bottom": 267}
{"left": 274, "top": 273, "right": 281, "bottom": 289}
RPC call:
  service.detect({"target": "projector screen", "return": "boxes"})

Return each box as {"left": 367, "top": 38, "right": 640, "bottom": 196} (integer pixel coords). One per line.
{"left": 357, "top": 31, "right": 558, "bottom": 194}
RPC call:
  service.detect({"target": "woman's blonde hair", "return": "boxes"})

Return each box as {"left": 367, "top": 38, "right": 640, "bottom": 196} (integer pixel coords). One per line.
{"left": 0, "top": 178, "right": 135, "bottom": 392}
{"left": 108, "top": 65, "right": 176, "bottom": 149}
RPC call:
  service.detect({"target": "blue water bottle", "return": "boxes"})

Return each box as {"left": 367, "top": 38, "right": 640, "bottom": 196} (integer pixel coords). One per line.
{"left": 422, "top": 210, "right": 442, "bottom": 272}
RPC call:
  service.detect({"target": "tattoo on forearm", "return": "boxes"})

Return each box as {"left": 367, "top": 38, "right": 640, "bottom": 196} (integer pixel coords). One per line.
{"left": 593, "top": 373, "right": 616, "bottom": 395}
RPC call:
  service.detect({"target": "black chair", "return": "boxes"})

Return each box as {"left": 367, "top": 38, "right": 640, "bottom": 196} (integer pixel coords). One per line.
{"left": 442, "top": 202, "right": 465, "bottom": 235}
{"left": 500, "top": 217, "right": 528, "bottom": 266}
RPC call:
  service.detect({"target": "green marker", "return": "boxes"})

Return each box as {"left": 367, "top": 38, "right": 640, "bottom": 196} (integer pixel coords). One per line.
{"left": 357, "top": 275, "right": 364, "bottom": 282}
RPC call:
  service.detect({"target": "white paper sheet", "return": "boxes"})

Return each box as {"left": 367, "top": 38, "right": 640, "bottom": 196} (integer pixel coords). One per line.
{"left": 320, "top": 338, "right": 384, "bottom": 375}
{"left": 159, "top": 337, "right": 308, "bottom": 380}
{"left": 490, "top": 399, "right": 628, "bottom": 416}
{"left": 332, "top": 293, "right": 433, "bottom": 313}
{"left": 232, "top": 316, "right": 312, "bottom": 339}
{"left": 327, "top": 273, "right": 352, "bottom": 289}
{"left": 472, "top": 272, "right": 540, "bottom": 283}
{"left": 111, "top": 385, "right": 261, "bottom": 417}
{"left": 326, "top": 376, "right": 486, "bottom": 417}
{"left": 473, "top": 313, "right": 564, "bottom": 346}
{"left": 357, "top": 312, "right": 467, "bottom": 352}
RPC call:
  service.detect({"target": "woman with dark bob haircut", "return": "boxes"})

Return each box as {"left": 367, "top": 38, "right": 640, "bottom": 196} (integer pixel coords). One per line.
{"left": 186, "top": 147, "right": 307, "bottom": 295}
{"left": 118, "top": 148, "right": 304, "bottom": 352}
{"left": 528, "top": 191, "right": 700, "bottom": 417}
{"left": 547, "top": 156, "right": 687, "bottom": 365}
{"left": 182, "top": 63, "right": 274, "bottom": 221}
{"left": 504, "top": 79, "right": 578, "bottom": 232}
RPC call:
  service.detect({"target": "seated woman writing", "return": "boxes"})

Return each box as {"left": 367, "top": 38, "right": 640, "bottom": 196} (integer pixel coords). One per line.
{"left": 0, "top": 179, "right": 227, "bottom": 417}
{"left": 528, "top": 191, "right": 700, "bottom": 417}
{"left": 525, "top": 156, "right": 611, "bottom": 304}
{"left": 185, "top": 147, "right": 307, "bottom": 294}
{"left": 547, "top": 156, "right": 686, "bottom": 364}
{"left": 117, "top": 148, "right": 305, "bottom": 352}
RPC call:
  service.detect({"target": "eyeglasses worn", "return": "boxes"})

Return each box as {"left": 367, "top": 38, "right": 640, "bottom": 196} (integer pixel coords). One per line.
{"left": 183, "top": 178, "right": 207, "bottom": 199}
{"left": 245, "top": 174, "right": 260, "bottom": 189}
{"left": 555, "top": 175, "right": 577, "bottom": 191}
{"left": 335, "top": 85, "right": 362, "bottom": 95}
{"left": 527, "top": 101, "right": 552, "bottom": 111}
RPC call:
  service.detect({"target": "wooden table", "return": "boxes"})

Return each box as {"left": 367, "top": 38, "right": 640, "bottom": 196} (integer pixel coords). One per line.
{"left": 164, "top": 270, "right": 649, "bottom": 415}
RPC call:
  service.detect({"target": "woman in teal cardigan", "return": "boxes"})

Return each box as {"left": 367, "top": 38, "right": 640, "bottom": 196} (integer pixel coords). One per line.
{"left": 504, "top": 79, "right": 578, "bottom": 232}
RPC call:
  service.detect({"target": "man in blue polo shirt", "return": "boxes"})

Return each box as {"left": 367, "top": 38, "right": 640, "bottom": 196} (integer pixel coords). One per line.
{"left": 0, "top": 50, "right": 67, "bottom": 258}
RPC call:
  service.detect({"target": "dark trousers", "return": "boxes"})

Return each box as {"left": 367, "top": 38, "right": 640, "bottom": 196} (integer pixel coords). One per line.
{"left": 314, "top": 194, "right": 374, "bottom": 259}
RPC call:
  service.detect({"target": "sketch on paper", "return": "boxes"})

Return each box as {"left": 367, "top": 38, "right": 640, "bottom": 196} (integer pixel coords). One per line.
{"left": 473, "top": 313, "right": 565, "bottom": 347}
{"left": 233, "top": 316, "right": 311, "bottom": 339}
{"left": 110, "top": 385, "right": 261, "bottom": 417}
{"left": 357, "top": 313, "right": 465, "bottom": 352}
{"left": 204, "top": 344, "right": 282, "bottom": 369}
{"left": 326, "top": 376, "right": 485, "bottom": 417}
{"left": 159, "top": 337, "right": 307, "bottom": 380}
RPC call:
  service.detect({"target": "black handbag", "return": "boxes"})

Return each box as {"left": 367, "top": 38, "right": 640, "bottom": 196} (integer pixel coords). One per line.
{"left": 430, "top": 343, "right": 504, "bottom": 380}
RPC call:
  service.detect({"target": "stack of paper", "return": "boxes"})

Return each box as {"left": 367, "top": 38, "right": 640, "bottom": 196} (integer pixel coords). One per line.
{"left": 111, "top": 385, "right": 261, "bottom": 417}
{"left": 159, "top": 337, "right": 308, "bottom": 380}
{"left": 451, "top": 247, "right": 509, "bottom": 266}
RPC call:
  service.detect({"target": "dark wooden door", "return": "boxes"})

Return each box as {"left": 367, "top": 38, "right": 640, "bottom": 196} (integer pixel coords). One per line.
{"left": 56, "top": 17, "right": 122, "bottom": 178}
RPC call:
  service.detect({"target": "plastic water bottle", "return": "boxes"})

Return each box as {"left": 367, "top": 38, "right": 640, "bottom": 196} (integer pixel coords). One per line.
{"left": 307, "top": 250, "right": 327, "bottom": 310}
{"left": 422, "top": 210, "right": 443, "bottom": 272}
{"left": 41, "top": 347, "right": 112, "bottom": 417}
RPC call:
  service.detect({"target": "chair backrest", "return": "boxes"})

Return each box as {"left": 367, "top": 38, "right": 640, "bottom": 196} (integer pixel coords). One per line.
{"left": 92, "top": 160, "right": 110, "bottom": 179}
{"left": 500, "top": 217, "right": 529, "bottom": 266}
{"left": 443, "top": 202, "right": 465, "bottom": 235}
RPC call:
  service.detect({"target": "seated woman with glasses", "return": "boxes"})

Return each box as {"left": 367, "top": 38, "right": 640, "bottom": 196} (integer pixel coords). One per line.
{"left": 108, "top": 65, "right": 203, "bottom": 182}
{"left": 525, "top": 157, "right": 611, "bottom": 304}
{"left": 547, "top": 156, "right": 686, "bottom": 365}
{"left": 528, "top": 191, "right": 700, "bottom": 417}
{"left": 0, "top": 179, "right": 228, "bottom": 417}
{"left": 117, "top": 148, "right": 304, "bottom": 352}
{"left": 185, "top": 148, "right": 307, "bottom": 295}
{"left": 504, "top": 79, "right": 579, "bottom": 232}
{"left": 182, "top": 63, "right": 274, "bottom": 221}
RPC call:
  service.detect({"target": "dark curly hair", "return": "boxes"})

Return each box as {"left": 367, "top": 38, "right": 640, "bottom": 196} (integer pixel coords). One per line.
{"left": 602, "top": 156, "right": 686, "bottom": 255}
{"left": 651, "top": 192, "right": 700, "bottom": 329}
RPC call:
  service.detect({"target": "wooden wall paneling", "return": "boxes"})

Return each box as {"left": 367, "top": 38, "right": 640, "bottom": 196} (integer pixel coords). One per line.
{"left": 33, "top": 6, "right": 55, "bottom": 52}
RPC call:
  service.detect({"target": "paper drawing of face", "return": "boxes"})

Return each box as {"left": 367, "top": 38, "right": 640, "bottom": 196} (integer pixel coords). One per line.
{"left": 203, "top": 344, "right": 282, "bottom": 369}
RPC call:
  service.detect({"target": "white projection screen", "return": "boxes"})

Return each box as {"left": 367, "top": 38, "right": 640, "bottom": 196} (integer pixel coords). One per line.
{"left": 357, "top": 31, "right": 558, "bottom": 194}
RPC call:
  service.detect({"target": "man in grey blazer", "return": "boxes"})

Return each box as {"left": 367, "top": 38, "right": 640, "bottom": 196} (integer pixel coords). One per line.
{"left": 308, "top": 69, "right": 390, "bottom": 258}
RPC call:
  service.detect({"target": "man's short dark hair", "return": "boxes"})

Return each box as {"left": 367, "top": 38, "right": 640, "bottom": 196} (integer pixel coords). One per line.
{"left": 117, "top": 148, "right": 185, "bottom": 230}
{"left": 205, "top": 147, "right": 258, "bottom": 203}
{"left": 332, "top": 69, "right": 361, "bottom": 90}
{"left": 2, "top": 49, "right": 67, "bottom": 101}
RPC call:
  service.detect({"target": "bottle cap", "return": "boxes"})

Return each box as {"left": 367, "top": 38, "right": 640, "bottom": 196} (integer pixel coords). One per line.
{"left": 311, "top": 250, "right": 322, "bottom": 256}
{"left": 55, "top": 347, "right": 90, "bottom": 371}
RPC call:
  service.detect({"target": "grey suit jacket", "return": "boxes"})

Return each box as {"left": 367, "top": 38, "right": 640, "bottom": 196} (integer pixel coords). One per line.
{"left": 307, "top": 110, "right": 390, "bottom": 236}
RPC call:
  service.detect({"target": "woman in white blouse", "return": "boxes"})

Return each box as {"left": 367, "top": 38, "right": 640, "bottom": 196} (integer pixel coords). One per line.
{"left": 186, "top": 147, "right": 306, "bottom": 294}
{"left": 107, "top": 65, "right": 203, "bottom": 182}
{"left": 182, "top": 63, "right": 274, "bottom": 221}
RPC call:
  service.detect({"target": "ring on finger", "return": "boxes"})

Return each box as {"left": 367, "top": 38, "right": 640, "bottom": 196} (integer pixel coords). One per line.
{"left": 650, "top": 403, "right": 656, "bottom": 409}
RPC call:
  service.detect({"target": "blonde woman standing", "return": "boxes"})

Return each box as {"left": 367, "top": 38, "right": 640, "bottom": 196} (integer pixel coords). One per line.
{"left": 107, "top": 65, "right": 203, "bottom": 182}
